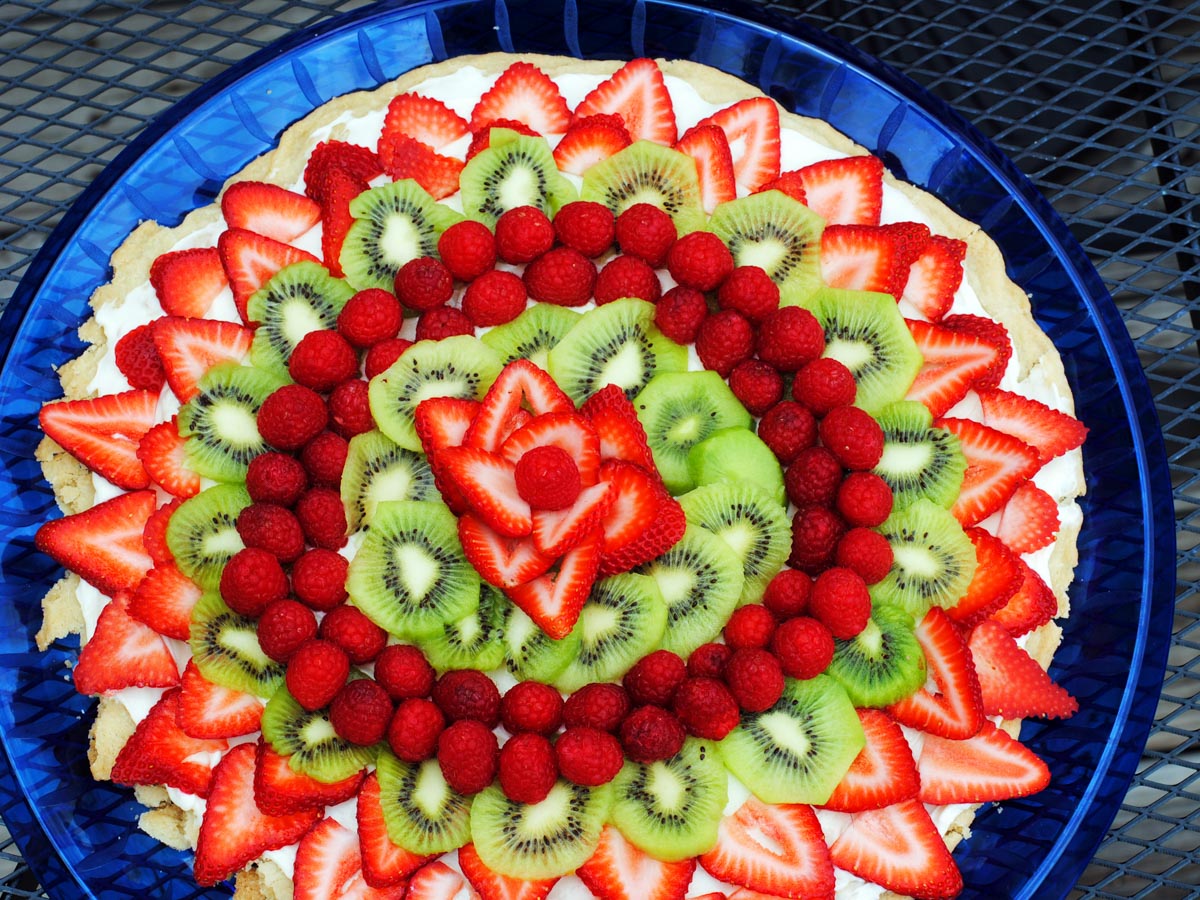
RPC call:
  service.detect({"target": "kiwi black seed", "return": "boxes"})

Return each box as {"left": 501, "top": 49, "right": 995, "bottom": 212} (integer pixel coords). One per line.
{"left": 246, "top": 260, "right": 355, "bottom": 377}
{"left": 189, "top": 591, "right": 283, "bottom": 698}
{"left": 376, "top": 750, "right": 472, "bottom": 855}
{"left": 166, "top": 482, "right": 251, "bottom": 589}
{"left": 460, "top": 130, "right": 577, "bottom": 225}
{"left": 178, "top": 361, "right": 285, "bottom": 482}
{"left": 340, "top": 428, "right": 437, "bottom": 532}
{"left": 872, "top": 400, "right": 967, "bottom": 510}
{"left": 871, "top": 497, "right": 977, "bottom": 618}
{"left": 825, "top": 601, "right": 927, "bottom": 707}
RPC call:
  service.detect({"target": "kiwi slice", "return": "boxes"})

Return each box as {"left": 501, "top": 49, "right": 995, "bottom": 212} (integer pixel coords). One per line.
{"left": 633, "top": 372, "right": 753, "bottom": 496}
{"left": 610, "top": 738, "right": 726, "bottom": 861}
{"left": 553, "top": 573, "right": 668, "bottom": 693}
{"left": 687, "top": 427, "right": 786, "bottom": 508}
{"left": 176, "top": 361, "right": 284, "bottom": 482}
{"left": 341, "top": 429, "right": 438, "bottom": 532}
{"left": 580, "top": 141, "right": 706, "bottom": 234}
{"left": 480, "top": 303, "right": 582, "bottom": 368}
{"left": 503, "top": 603, "right": 581, "bottom": 683}
{"left": 547, "top": 299, "right": 687, "bottom": 406}
{"left": 708, "top": 191, "right": 825, "bottom": 305}
{"left": 189, "top": 592, "right": 283, "bottom": 697}
{"left": 469, "top": 779, "right": 613, "bottom": 878}
{"left": 346, "top": 499, "right": 481, "bottom": 639}
{"left": 798, "top": 286, "right": 923, "bottom": 415}
{"left": 718, "top": 674, "right": 864, "bottom": 806}
{"left": 460, "top": 130, "right": 577, "bottom": 225}
{"left": 376, "top": 750, "right": 472, "bottom": 855}
{"left": 677, "top": 481, "right": 791, "bottom": 605}
{"left": 368, "top": 335, "right": 503, "bottom": 451}
{"left": 871, "top": 498, "right": 977, "bottom": 618}
{"left": 166, "top": 483, "right": 251, "bottom": 589}
{"left": 261, "top": 682, "right": 379, "bottom": 783}
{"left": 826, "top": 601, "right": 927, "bottom": 708}
{"left": 340, "top": 179, "right": 462, "bottom": 291}
{"left": 873, "top": 401, "right": 967, "bottom": 510}
{"left": 637, "top": 524, "right": 744, "bottom": 658}
{"left": 418, "top": 585, "right": 507, "bottom": 672}
{"left": 247, "top": 261, "right": 356, "bottom": 377}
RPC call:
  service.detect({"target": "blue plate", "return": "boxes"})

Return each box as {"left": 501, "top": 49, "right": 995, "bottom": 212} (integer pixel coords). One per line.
{"left": 0, "top": 0, "right": 1173, "bottom": 897}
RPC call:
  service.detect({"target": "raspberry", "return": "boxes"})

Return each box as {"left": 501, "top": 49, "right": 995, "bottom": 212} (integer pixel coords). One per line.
{"left": 717, "top": 266, "right": 780, "bottom": 323}
{"left": 695, "top": 309, "right": 753, "bottom": 377}
{"left": 438, "top": 219, "right": 497, "bottom": 281}
{"left": 809, "top": 567, "right": 871, "bottom": 639}
{"left": 819, "top": 406, "right": 885, "bottom": 470}
{"left": 237, "top": 503, "right": 305, "bottom": 563}
{"left": 388, "top": 697, "right": 444, "bottom": 762}
{"left": 771, "top": 616, "right": 835, "bottom": 680}
{"left": 723, "top": 604, "right": 777, "bottom": 650}
{"left": 319, "top": 604, "right": 387, "bottom": 664}
{"left": 375, "top": 644, "right": 435, "bottom": 701}
{"left": 687, "top": 642, "right": 733, "bottom": 679}
{"left": 338, "top": 288, "right": 403, "bottom": 348}
{"left": 785, "top": 446, "right": 843, "bottom": 508}
{"left": 246, "top": 452, "right": 308, "bottom": 507}
{"left": 555, "top": 727, "right": 624, "bottom": 786}
{"left": 432, "top": 669, "right": 501, "bottom": 726}
{"left": 835, "top": 526, "right": 895, "bottom": 585}
{"left": 666, "top": 231, "right": 734, "bottom": 291}
{"left": 594, "top": 255, "right": 662, "bottom": 305}
{"left": 500, "top": 681, "right": 564, "bottom": 736}
{"left": 300, "top": 430, "right": 349, "bottom": 487}
{"left": 615, "top": 203, "right": 676, "bottom": 267}
{"left": 755, "top": 306, "right": 825, "bottom": 372}
{"left": 788, "top": 504, "right": 846, "bottom": 574}
{"left": 723, "top": 647, "right": 785, "bottom": 713}
{"left": 258, "top": 384, "right": 328, "bottom": 452}
{"left": 654, "top": 285, "right": 708, "bottom": 345}
{"left": 757, "top": 401, "right": 817, "bottom": 465}
{"left": 728, "top": 360, "right": 784, "bottom": 416}
{"left": 364, "top": 337, "right": 413, "bottom": 379}
{"left": 286, "top": 639, "right": 350, "bottom": 710}
{"left": 499, "top": 732, "right": 558, "bottom": 803}
{"left": 415, "top": 305, "right": 474, "bottom": 341}
{"left": 563, "top": 682, "right": 630, "bottom": 733}
{"left": 553, "top": 200, "right": 616, "bottom": 258}
{"left": 330, "top": 678, "right": 393, "bottom": 746}
{"left": 257, "top": 599, "right": 318, "bottom": 663}
{"left": 290, "top": 547, "right": 349, "bottom": 611}
{"left": 672, "top": 677, "right": 741, "bottom": 740}
{"left": 623, "top": 649, "right": 687, "bottom": 707}
{"left": 290, "top": 488, "right": 347, "bottom": 552}
{"left": 437, "top": 719, "right": 499, "bottom": 795}
{"left": 762, "top": 568, "right": 813, "bottom": 620}
{"left": 219, "top": 547, "right": 288, "bottom": 617}
{"left": 836, "top": 471, "right": 894, "bottom": 527}
{"left": 495, "top": 205, "right": 555, "bottom": 264}
{"left": 394, "top": 257, "right": 453, "bottom": 312}
{"left": 328, "top": 379, "right": 375, "bottom": 438}
{"left": 792, "top": 357, "right": 856, "bottom": 415}
{"left": 114, "top": 323, "right": 165, "bottom": 390}
{"left": 514, "top": 446, "right": 581, "bottom": 510}
{"left": 523, "top": 247, "right": 596, "bottom": 306}
{"left": 461, "top": 269, "right": 527, "bottom": 326}
{"left": 619, "top": 705, "right": 686, "bottom": 763}
{"left": 288, "top": 330, "right": 359, "bottom": 392}
{"left": 142, "top": 498, "right": 181, "bottom": 565}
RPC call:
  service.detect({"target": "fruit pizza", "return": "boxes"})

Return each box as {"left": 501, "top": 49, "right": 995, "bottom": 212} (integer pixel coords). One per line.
{"left": 34, "top": 52, "right": 1088, "bottom": 900}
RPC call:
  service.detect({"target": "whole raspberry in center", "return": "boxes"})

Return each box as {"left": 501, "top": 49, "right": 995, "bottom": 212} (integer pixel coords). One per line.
{"left": 514, "top": 445, "right": 581, "bottom": 510}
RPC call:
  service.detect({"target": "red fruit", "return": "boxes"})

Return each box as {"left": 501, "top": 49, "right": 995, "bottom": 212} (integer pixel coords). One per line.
{"left": 218, "top": 228, "right": 319, "bottom": 323}
{"left": 581, "top": 384, "right": 657, "bottom": 471}
{"left": 432, "top": 669, "right": 502, "bottom": 726}
{"left": 142, "top": 498, "right": 181, "bottom": 566}
{"left": 755, "top": 305, "right": 825, "bottom": 372}
{"left": 995, "top": 481, "right": 1059, "bottom": 553}
{"left": 300, "top": 430, "right": 349, "bottom": 487}
{"left": 941, "top": 314, "right": 1013, "bottom": 391}
{"left": 177, "top": 660, "right": 263, "bottom": 739}
{"left": 257, "top": 599, "right": 319, "bottom": 663}
{"left": 556, "top": 727, "right": 625, "bottom": 786}
{"left": 672, "top": 677, "right": 740, "bottom": 740}
{"left": 835, "top": 526, "right": 895, "bottom": 585}
{"left": 692, "top": 96, "right": 781, "bottom": 191}
{"left": 384, "top": 91, "right": 469, "bottom": 150}
{"left": 115, "top": 323, "right": 166, "bottom": 391}
{"left": 149, "top": 247, "right": 228, "bottom": 318}
{"left": 295, "top": 487, "right": 348, "bottom": 550}
{"left": 365, "top": 337, "right": 413, "bottom": 378}
{"left": 724, "top": 604, "right": 777, "bottom": 650}
{"left": 785, "top": 446, "right": 844, "bottom": 510}
{"left": 573, "top": 58, "right": 678, "bottom": 144}
{"left": 900, "top": 235, "right": 967, "bottom": 321}
{"left": 495, "top": 205, "right": 555, "bottom": 264}
{"left": 819, "top": 405, "right": 885, "bottom": 470}
{"left": 808, "top": 567, "right": 871, "bottom": 639}
{"left": 553, "top": 200, "right": 616, "bottom": 258}
{"left": 388, "top": 698, "right": 445, "bottom": 762}
{"left": 221, "top": 181, "right": 321, "bottom": 242}
{"left": 787, "top": 502, "right": 846, "bottom": 573}
{"left": 969, "top": 619, "right": 1078, "bottom": 719}
{"left": 470, "top": 61, "right": 571, "bottom": 134}
{"left": 462, "top": 269, "right": 528, "bottom": 327}
{"left": 505, "top": 529, "right": 603, "bottom": 638}
{"left": 111, "top": 689, "right": 224, "bottom": 798}
{"left": 978, "top": 387, "right": 1087, "bottom": 465}
{"left": 395, "top": 256, "right": 454, "bottom": 312}
{"left": 989, "top": 559, "right": 1058, "bottom": 637}
{"left": 439, "top": 446, "right": 531, "bottom": 536}
{"left": 290, "top": 547, "right": 349, "bottom": 611}
{"left": 286, "top": 639, "right": 350, "bottom": 711}
{"left": 620, "top": 705, "right": 686, "bottom": 763}
{"left": 237, "top": 502, "right": 305, "bottom": 563}
{"left": 257, "top": 383, "right": 328, "bottom": 452}
{"left": 357, "top": 773, "right": 433, "bottom": 886}
{"left": 378, "top": 131, "right": 464, "bottom": 199}
{"left": 72, "top": 593, "right": 178, "bottom": 695}
{"left": 514, "top": 445, "right": 582, "bottom": 511}
{"left": 291, "top": 817, "right": 372, "bottom": 900}
{"left": 408, "top": 860, "right": 475, "bottom": 900}
{"left": 137, "top": 417, "right": 200, "bottom": 498}
{"left": 624, "top": 649, "right": 688, "bottom": 706}
{"left": 500, "top": 681, "right": 564, "bottom": 736}
{"left": 375, "top": 644, "right": 435, "bottom": 701}
{"left": 667, "top": 231, "right": 733, "bottom": 291}
{"left": 771, "top": 616, "right": 835, "bottom": 680}
{"left": 36, "top": 490, "right": 155, "bottom": 596}
{"left": 523, "top": 247, "right": 597, "bottom": 306}
{"left": 936, "top": 417, "right": 1040, "bottom": 527}
{"left": 245, "top": 451, "right": 308, "bottom": 507}
{"left": 836, "top": 471, "right": 894, "bottom": 527}
{"left": 917, "top": 720, "right": 1051, "bottom": 804}
{"left": 466, "top": 118, "right": 541, "bottom": 161}
{"left": 614, "top": 202, "right": 677, "bottom": 267}
{"left": 905, "top": 318, "right": 1003, "bottom": 418}
{"left": 468, "top": 358, "right": 574, "bottom": 450}
{"left": 792, "top": 155, "right": 884, "bottom": 226}
{"left": 695, "top": 309, "right": 754, "bottom": 377}
{"left": 578, "top": 825, "right": 697, "bottom": 900}
{"left": 762, "top": 568, "right": 813, "bottom": 620}
{"left": 328, "top": 378, "right": 374, "bottom": 438}
{"left": 888, "top": 607, "right": 984, "bottom": 740}
{"left": 499, "top": 733, "right": 559, "bottom": 803}
{"left": 129, "top": 561, "right": 202, "bottom": 641}
{"left": 727, "top": 360, "right": 785, "bottom": 416}
{"left": 792, "top": 357, "right": 857, "bottom": 415}
{"left": 717, "top": 265, "right": 780, "bottom": 323}
{"left": 687, "top": 642, "right": 734, "bottom": 679}
{"left": 595, "top": 461, "right": 686, "bottom": 576}
{"left": 654, "top": 285, "right": 708, "bottom": 345}
{"left": 820, "top": 222, "right": 902, "bottom": 295}
{"left": 288, "top": 330, "right": 359, "bottom": 393}
{"left": 39, "top": 389, "right": 158, "bottom": 490}
{"left": 437, "top": 719, "right": 500, "bottom": 795}
{"left": 675, "top": 123, "right": 736, "bottom": 213}
{"left": 330, "top": 678, "right": 394, "bottom": 746}
{"left": 563, "top": 682, "right": 631, "bottom": 733}
{"left": 594, "top": 254, "right": 662, "bottom": 305}
{"left": 320, "top": 605, "right": 388, "bottom": 664}
{"left": 316, "top": 166, "right": 368, "bottom": 278}
{"left": 458, "top": 515, "right": 555, "bottom": 589}
{"left": 945, "top": 527, "right": 1023, "bottom": 628}
{"left": 758, "top": 401, "right": 818, "bottom": 465}
{"left": 416, "top": 305, "right": 474, "bottom": 341}
{"left": 438, "top": 219, "right": 498, "bottom": 281}
{"left": 303, "top": 140, "right": 382, "bottom": 202}
{"left": 822, "top": 708, "right": 920, "bottom": 813}
{"left": 220, "top": 547, "right": 289, "bottom": 617}
{"left": 723, "top": 647, "right": 785, "bottom": 712}
{"left": 152, "top": 316, "right": 253, "bottom": 402}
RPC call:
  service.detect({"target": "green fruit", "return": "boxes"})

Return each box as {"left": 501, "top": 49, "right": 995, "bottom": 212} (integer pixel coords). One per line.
{"left": 178, "top": 362, "right": 285, "bottom": 482}
{"left": 826, "top": 602, "right": 927, "bottom": 707}
{"left": 503, "top": 604, "right": 581, "bottom": 683}
{"left": 460, "top": 130, "right": 577, "bottom": 225}
{"left": 480, "top": 303, "right": 583, "bottom": 369}
{"left": 247, "top": 261, "right": 355, "bottom": 377}
{"left": 376, "top": 751, "right": 472, "bottom": 855}
{"left": 873, "top": 401, "right": 966, "bottom": 510}
{"left": 871, "top": 498, "right": 977, "bottom": 618}
{"left": 418, "top": 585, "right": 507, "bottom": 672}
{"left": 687, "top": 426, "right": 785, "bottom": 507}
{"left": 260, "top": 683, "right": 378, "bottom": 784}
{"left": 580, "top": 141, "right": 706, "bottom": 234}
{"left": 166, "top": 483, "right": 251, "bottom": 589}
{"left": 189, "top": 591, "right": 283, "bottom": 697}
{"left": 340, "top": 429, "right": 438, "bottom": 532}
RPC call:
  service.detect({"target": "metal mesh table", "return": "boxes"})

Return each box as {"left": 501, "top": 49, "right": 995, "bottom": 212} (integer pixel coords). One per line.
{"left": 1, "top": 1, "right": 1195, "bottom": 897}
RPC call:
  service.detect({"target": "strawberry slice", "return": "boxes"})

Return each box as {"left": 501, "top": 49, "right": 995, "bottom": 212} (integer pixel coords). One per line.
{"left": 987, "top": 558, "right": 1058, "bottom": 637}
{"left": 439, "top": 446, "right": 532, "bottom": 537}
{"left": 294, "top": 817, "right": 406, "bottom": 900}
{"left": 407, "top": 860, "right": 475, "bottom": 900}
{"left": 466, "top": 359, "right": 574, "bottom": 452}
{"left": 318, "top": 165, "right": 370, "bottom": 277}
{"left": 466, "top": 118, "right": 541, "bottom": 162}
{"left": 828, "top": 799, "right": 963, "bottom": 899}
{"left": 217, "top": 227, "right": 320, "bottom": 324}
{"left": 573, "top": 58, "right": 677, "bottom": 144}
{"left": 905, "top": 318, "right": 1002, "bottom": 418}
{"left": 900, "top": 235, "right": 966, "bottom": 321}
{"left": 690, "top": 97, "right": 780, "bottom": 191}
{"left": 194, "top": 742, "right": 320, "bottom": 886}
{"left": 532, "top": 481, "right": 616, "bottom": 557}
{"left": 416, "top": 396, "right": 481, "bottom": 515}
{"left": 756, "top": 169, "right": 807, "bottom": 204}
{"left": 918, "top": 720, "right": 1051, "bottom": 805}
{"left": 137, "top": 416, "right": 200, "bottom": 498}
{"left": 128, "top": 561, "right": 202, "bottom": 641}
{"left": 940, "top": 314, "right": 1012, "bottom": 391}
{"left": 888, "top": 607, "right": 984, "bottom": 740}
{"left": 149, "top": 247, "right": 229, "bottom": 318}
{"left": 698, "top": 797, "right": 835, "bottom": 898}
{"left": 821, "top": 709, "right": 920, "bottom": 813}
{"left": 460, "top": 842, "right": 558, "bottom": 900}
{"left": 500, "top": 411, "right": 601, "bottom": 486}
{"left": 977, "top": 387, "right": 1088, "bottom": 465}
{"left": 934, "top": 417, "right": 1040, "bottom": 527}
{"left": 253, "top": 741, "right": 365, "bottom": 817}
{"left": 74, "top": 591, "right": 180, "bottom": 695}
{"left": 968, "top": 620, "right": 1078, "bottom": 719}
{"left": 143, "top": 497, "right": 183, "bottom": 566}
{"left": 595, "top": 460, "right": 685, "bottom": 576}
{"left": 357, "top": 773, "right": 433, "bottom": 887}
{"left": 505, "top": 528, "right": 602, "bottom": 638}
{"left": 674, "top": 124, "right": 736, "bottom": 213}
{"left": 39, "top": 389, "right": 158, "bottom": 489}
{"left": 303, "top": 140, "right": 383, "bottom": 203}
{"left": 577, "top": 825, "right": 695, "bottom": 900}
{"left": 471, "top": 62, "right": 571, "bottom": 135}
{"left": 581, "top": 384, "right": 657, "bottom": 471}
{"left": 177, "top": 659, "right": 263, "bottom": 740}
{"left": 458, "top": 513, "right": 554, "bottom": 589}
{"left": 378, "top": 131, "right": 465, "bottom": 200}
{"left": 995, "top": 480, "right": 1059, "bottom": 553}
{"left": 878, "top": 222, "right": 932, "bottom": 297}
{"left": 553, "top": 114, "right": 632, "bottom": 176}
{"left": 36, "top": 489, "right": 156, "bottom": 595}
{"left": 792, "top": 156, "right": 884, "bottom": 226}
{"left": 151, "top": 316, "right": 253, "bottom": 403}
{"left": 384, "top": 93, "right": 470, "bottom": 151}
{"left": 945, "top": 527, "right": 1023, "bottom": 628}
{"left": 820, "top": 224, "right": 905, "bottom": 296}
{"left": 221, "top": 181, "right": 321, "bottom": 243}
{"left": 111, "top": 688, "right": 226, "bottom": 797}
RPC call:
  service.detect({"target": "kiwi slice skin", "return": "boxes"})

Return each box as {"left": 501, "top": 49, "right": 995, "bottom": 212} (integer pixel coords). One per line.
{"left": 376, "top": 751, "right": 472, "bottom": 855}
{"left": 826, "top": 602, "right": 926, "bottom": 707}
{"left": 261, "top": 683, "right": 379, "bottom": 784}
{"left": 247, "top": 261, "right": 355, "bottom": 378}
{"left": 871, "top": 497, "right": 977, "bottom": 618}
{"left": 189, "top": 592, "right": 283, "bottom": 698}
{"left": 167, "top": 483, "right": 251, "bottom": 589}
{"left": 503, "top": 603, "right": 581, "bottom": 683}
{"left": 341, "top": 429, "right": 437, "bottom": 532}
{"left": 461, "top": 131, "right": 577, "bottom": 226}
{"left": 580, "top": 141, "right": 706, "bottom": 234}
{"left": 873, "top": 401, "right": 966, "bottom": 510}
{"left": 480, "top": 303, "right": 582, "bottom": 369}
{"left": 178, "top": 362, "right": 285, "bottom": 482}
{"left": 687, "top": 427, "right": 786, "bottom": 508}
